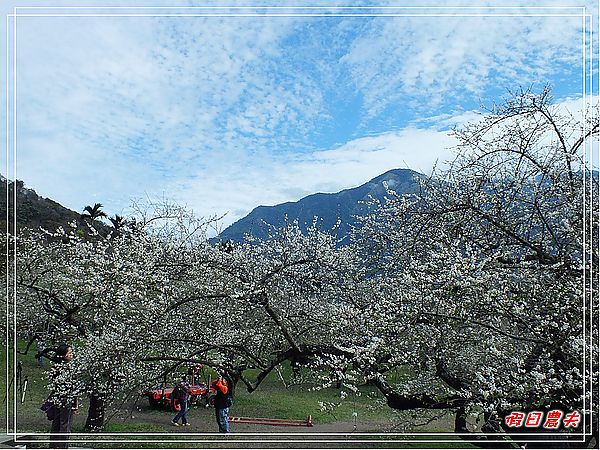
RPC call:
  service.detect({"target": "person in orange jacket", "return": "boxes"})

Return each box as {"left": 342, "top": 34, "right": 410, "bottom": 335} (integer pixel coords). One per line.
{"left": 211, "top": 372, "right": 233, "bottom": 433}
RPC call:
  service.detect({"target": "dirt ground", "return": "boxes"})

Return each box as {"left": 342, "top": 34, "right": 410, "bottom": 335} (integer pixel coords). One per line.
{"left": 11, "top": 399, "right": 466, "bottom": 449}
{"left": 16, "top": 399, "right": 394, "bottom": 435}
{"left": 12, "top": 402, "right": 405, "bottom": 450}
{"left": 108, "top": 401, "right": 392, "bottom": 433}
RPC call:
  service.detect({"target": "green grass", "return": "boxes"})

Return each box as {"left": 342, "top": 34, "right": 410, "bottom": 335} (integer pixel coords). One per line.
{"left": 102, "top": 422, "right": 166, "bottom": 433}
{"left": 235, "top": 384, "right": 377, "bottom": 424}
{"left": 0, "top": 342, "right": 57, "bottom": 432}
{"left": 231, "top": 362, "right": 398, "bottom": 425}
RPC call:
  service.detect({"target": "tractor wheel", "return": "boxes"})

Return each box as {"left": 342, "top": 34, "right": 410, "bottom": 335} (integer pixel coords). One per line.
{"left": 148, "top": 398, "right": 160, "bottom": 408}
{"left": 207, "top": 395, "right": 215, "bottom": 408}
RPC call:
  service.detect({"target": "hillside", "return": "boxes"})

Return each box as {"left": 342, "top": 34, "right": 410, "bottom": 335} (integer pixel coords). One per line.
{"left": 0, "top": 177, "right": 82, "bottom": 233}
{"left": 0, "top": 177, "right": 110, "bottom": 235}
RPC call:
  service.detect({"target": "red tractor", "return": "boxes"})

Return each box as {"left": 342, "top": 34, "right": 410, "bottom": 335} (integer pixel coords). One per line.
{"left": 145, "top": 383, "right": 215, "bottom": 411}
{"left": 144, "top": 365, "right": 216, "bottom": 411}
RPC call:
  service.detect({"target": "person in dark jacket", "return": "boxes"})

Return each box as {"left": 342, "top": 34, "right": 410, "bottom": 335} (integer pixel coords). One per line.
{"left": 171, "top": 376, "right": 191, "bottom": 426}
{"left": 46, "top": 344, "right": 77, "bottom": 449}
{"left": 211, "top": 372, "right": 233, "bottom": 433}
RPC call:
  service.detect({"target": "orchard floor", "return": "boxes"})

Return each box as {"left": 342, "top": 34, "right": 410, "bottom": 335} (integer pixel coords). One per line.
{"left": 15, "top": 398, "right": 443, "bottom": 434}
{"left": 118, "top": 405, "right": 393, "bottom": 434}
{"left": 9, "top": 401, "right": 470, "bottom": 449}
{"left": 103, "top": 405, "right": 384, "bottom": 433}
{"left": 9, "top": 352, "right": 452, "bottom": 436}
{"left": 3, "top": 353, "right": 594, "bottom": 448}
{"left": 4, "top": 349, "right": 463, "bottom": 446}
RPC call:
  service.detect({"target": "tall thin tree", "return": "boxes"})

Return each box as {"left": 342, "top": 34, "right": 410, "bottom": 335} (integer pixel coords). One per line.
{"left": 81, "top": 203, "right": 107, "bottom": 222}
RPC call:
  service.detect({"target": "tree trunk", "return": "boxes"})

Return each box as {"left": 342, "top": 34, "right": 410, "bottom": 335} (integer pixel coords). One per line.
{"left": 455, "top": 410, "right": 514, "bottom": 449}
{"left": 84, "top": 394, "right": 105, "bottom": 432}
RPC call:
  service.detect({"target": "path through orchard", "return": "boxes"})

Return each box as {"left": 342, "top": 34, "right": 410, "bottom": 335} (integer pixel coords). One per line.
{"left": 14, "top": 397, "right": 452, "bottom": 434}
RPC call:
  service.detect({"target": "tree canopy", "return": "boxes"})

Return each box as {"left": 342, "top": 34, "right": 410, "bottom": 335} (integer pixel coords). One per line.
{"left": 6, "top": 88, "right": 598, "bottom": 447}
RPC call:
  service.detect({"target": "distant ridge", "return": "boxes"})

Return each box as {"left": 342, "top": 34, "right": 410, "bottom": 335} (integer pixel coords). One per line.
{"left": 217, "top": 168, "right": 423, "bottom": 245}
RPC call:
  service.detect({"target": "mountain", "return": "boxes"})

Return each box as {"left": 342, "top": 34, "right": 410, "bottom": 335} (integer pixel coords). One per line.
{"left": 217, "top": 168, "right": 423, "bottom": 245}
{"left": 0, "top": 169, "right": 423, "bottom": 243}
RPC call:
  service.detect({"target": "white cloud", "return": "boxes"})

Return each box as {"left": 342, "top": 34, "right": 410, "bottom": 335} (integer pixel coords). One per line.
{"left": 169, "top": 126, "right": 458, "bottom": 229}
{"left": 168, "top": 94, "right": 596, "bottom": 230}
{"left": 5, "top": 3, "right": 594, "bottom": 231}
{"left": 16, "top": 14, "right": 322, "bottom": 177}
{"left": 341, "top": 12, "right": 584, "bottom": 117}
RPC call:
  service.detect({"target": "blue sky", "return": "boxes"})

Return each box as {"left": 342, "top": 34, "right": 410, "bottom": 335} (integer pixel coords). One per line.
{"left": 2, "top": 1, "right": 596, "bottom": 229}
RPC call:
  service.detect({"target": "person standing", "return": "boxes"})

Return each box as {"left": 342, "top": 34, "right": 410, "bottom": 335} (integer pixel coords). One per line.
{"left": 212, "top": 373, "right": 233, "bottom": 433}
{"left": 35, "top": 338, "right": 45, "bottom": 367}
{"left": 48, "top": 344, "right": 77, "bottom": 449}
{"left": 171, "top": 376, "right": 191, "bottom": 426}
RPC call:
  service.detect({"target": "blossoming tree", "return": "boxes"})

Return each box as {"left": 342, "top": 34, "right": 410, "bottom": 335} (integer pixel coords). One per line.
{"left": 337, "top": 87, "right": 598, "bottom": 448}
